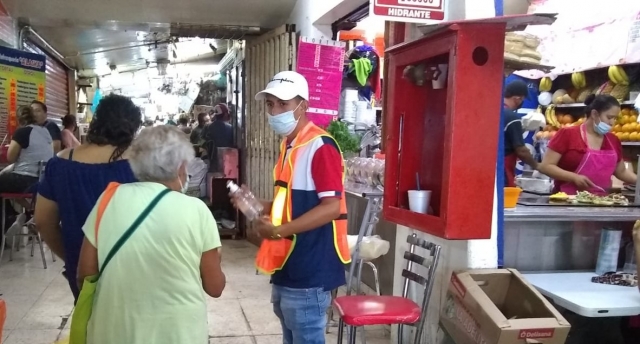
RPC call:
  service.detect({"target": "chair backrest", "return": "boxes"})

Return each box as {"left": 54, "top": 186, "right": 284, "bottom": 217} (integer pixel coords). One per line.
{"left": 398, "top": 233, "right": 441, "bottom": 344}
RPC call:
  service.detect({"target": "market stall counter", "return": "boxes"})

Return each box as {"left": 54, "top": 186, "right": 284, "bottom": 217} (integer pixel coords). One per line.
{"left": 504, "top": 193, "right": 640, "bottom": 271}
{"left": 523, "top": 272, "right": 640, "bottom": 318}
{"left": 505, "top": 194, "right": 640, "bottom": 344}
{"left": 505, "top": 202, "right": 640, "bottom": 222}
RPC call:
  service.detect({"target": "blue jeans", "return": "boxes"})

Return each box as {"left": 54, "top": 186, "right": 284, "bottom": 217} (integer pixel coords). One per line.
{"left": 271, "top": 285, "right": 331, "bottom": 344}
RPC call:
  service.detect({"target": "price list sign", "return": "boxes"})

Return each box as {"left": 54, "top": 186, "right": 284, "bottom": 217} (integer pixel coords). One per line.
{"left": 0, "top": 46, "right": 46, "bottom": 137}
{"left": 296, "top": 37, "right": 345, "bottom": 128}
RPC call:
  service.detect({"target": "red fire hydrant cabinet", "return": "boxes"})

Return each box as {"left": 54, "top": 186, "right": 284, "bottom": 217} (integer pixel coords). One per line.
{"left": 383, "top": 22, "right": 506, "bottom": 240}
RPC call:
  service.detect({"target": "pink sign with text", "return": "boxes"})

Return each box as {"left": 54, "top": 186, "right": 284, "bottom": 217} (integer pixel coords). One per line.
{"left": 296, "top": 37, "right": 345, "bottom": 128}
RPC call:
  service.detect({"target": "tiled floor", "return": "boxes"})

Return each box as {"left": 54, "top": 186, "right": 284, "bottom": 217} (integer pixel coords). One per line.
{"left": 0, "top": 239, "right": 390, "bottom": 344}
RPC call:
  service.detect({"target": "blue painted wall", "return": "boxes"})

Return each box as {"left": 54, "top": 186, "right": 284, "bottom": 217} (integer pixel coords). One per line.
{"left": 495, "top": 0, "right": 504, "bottom": 266}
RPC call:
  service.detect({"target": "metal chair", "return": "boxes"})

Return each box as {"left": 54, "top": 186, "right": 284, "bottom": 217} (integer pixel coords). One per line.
{"left": 0, "top": 161, "right": 55, "bottom": 268}
{"left": 332, "top": 233, "right": 441, "bottom": 344}
{"left": 326, "top": 252, "right": 382, "bottom": 338}
{"left": 327, "top": 195, "right": 385, "bottom": 343}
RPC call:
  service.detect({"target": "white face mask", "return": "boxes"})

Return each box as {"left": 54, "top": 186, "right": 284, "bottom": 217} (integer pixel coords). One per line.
{"left": 178, "top": 174, "right": 190, "bottom": 194}
{"left": 268, "top": 102, "right": 302, "bottom": 136}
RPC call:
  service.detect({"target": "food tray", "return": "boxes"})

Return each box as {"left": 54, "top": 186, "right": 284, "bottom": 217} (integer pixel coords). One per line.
{"left": 517, "top": 197, "right": 640, "bottom": 207}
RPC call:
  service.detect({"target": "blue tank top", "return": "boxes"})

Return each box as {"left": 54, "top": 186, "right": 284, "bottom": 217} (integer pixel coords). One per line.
{"left": 37, "top": 153, "right": 137, "bottom": 285}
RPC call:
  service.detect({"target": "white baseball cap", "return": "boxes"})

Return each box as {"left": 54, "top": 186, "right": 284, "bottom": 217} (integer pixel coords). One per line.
{"left": 255, "top": 71, "right": 309, "bottom": 101}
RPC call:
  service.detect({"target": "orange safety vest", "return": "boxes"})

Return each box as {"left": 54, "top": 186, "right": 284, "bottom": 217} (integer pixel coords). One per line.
{"left": 255, "top": 122, "right": 351, "bottom": 275}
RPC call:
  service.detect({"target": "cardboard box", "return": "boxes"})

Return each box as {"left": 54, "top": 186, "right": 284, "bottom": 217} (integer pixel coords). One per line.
{"left": 440, "top": 269, "right": 570, "bottom": 344}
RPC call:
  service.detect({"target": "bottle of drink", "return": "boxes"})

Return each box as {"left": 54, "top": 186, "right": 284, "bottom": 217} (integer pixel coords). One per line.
{"left": 227, "top": 181, "right": 264, "bottom": 221}
{"left": 623, "top": 241, "right": 637, "bottom": 274}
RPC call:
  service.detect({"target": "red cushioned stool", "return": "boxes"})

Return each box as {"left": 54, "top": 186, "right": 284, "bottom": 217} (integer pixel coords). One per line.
{"left": 333, "top": 234, "right": 441, "bottom": 344}
{"left": 0, "top": 161, "right": 55, "bottom": 268}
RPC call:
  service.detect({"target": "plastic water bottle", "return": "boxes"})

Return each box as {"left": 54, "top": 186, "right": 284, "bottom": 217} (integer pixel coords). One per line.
{"left": 227, "top": 181, "right": 263, "bottom": 221}
{"left": 623, "top": 241, "right": 637, "bottom": 274}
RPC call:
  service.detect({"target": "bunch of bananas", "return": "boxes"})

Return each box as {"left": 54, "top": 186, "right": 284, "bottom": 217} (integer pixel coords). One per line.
{"left": 608, "top": 65, "right": 629, "bottom": 86}
{"left": 544, "top": 105, "right": 559, "bottom": 128}
{"left": 539, "top": 77, "right": 552, "bottom": 92}
{"left": 571, "top": 72, "right": 586, "bottom": 89}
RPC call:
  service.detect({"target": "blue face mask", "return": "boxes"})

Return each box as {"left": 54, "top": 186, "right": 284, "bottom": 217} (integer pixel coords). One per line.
{"left": 594, "top": 118, "right": 612, "bottom": 135}
{"left": 268, "top": 102, "right": 302, "bottom": 136}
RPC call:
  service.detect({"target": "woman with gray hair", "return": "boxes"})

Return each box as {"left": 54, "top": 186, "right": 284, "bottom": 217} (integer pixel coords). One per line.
{"left": 76, "top": 126, "right": 225, "bottom": 344}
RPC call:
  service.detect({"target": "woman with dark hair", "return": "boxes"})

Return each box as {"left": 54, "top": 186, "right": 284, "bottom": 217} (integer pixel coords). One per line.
{"left": 0, "top": 106, "right": 53, "bottom": 238}
{"left": 61, "top": 114, "right": 81, "bottom": 149}
{"left": 539, "top": 94, "right": 637, "bottom": 194}
{"left": 1, "top": 106, "right": 53, "bottom": 191}
{"left": 35, "top": 94, "right": 142, "bottom": 300}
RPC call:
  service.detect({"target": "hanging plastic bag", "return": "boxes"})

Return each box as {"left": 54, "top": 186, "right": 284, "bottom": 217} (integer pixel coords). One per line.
{"left": 521, "top": 110, "right": 546, "bottom": 131}
{"left": 347, "top": 235, "right": 390, "bottom": 261}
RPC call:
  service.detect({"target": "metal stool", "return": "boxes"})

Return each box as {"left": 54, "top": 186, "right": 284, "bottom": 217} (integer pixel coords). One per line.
{"left": 0, "top": 161, "right": 55, "bottom": 268}
{"left": 0, "top": 193, "right": 54, "bottom": 268}
{"left": 333, "top": 234, "right": 442, "bottom": 344}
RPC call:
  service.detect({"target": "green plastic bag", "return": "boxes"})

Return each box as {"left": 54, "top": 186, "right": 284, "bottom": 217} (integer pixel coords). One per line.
{"left": 68, "top": 184, "right": 170, "bottom": 344}
{"left": 68, "top": 274, "right": 99, "bottom": 344}
{"left": 54, "top": 336, "right": 70, "bottom": 344}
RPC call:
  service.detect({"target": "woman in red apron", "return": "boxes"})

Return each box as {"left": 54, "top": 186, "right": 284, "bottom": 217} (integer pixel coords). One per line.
{"left": 539, "top": 94, "right": 637, "bottom": 195}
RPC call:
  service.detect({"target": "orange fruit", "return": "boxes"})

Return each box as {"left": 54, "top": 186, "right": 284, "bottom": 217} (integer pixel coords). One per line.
{"left": 632, "top": 109, "right": 639, "bottom": 117}
{"left": 622, "top": 115, "right": 631, "bottom": 124}
{"left": 627, "top": 122, "right": 636, "bottom": 132}
{"left": 614, "top": 124, "right": 622, "bottom": 132}
{"left": 621, "top": 108, "right": 631, "bottom": 116}
{"left": 622, "top": 123, "right": 631, "bottom": 132}
{"left": 631, "top": 132, "right": 639, "bottom": 142}
{"left": 631, "top": 115, "right": 638, "bottom": 123}
{"left": 566, "top": 115, "right": 575, "bottom": 124}
{"left": 621, "top": 132, "right": 630, "bottom": 141}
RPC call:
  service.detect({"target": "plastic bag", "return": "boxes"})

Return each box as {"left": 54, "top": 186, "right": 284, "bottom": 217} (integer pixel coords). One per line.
{"left": 187, "top": 159, "right": 208, "bottom": 188}
{"left": 521, "top": 110, "right": 546, "bottom": 131}
{"left": 347, "top": 235, "right": 390, "bottom": 261}
{"left": 186, "top": 158, "right": 208, "bottom": 197}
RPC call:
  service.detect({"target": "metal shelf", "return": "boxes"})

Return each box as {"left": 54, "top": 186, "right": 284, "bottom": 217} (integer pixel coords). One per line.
{"left": 622, "top": 142, "right": 640, "bottom": 146}
{"left": 546, "top": 100, "right": 636, "bottom": 108}
{"left": 503, "top": 56, "right": 554, "bottom": 73}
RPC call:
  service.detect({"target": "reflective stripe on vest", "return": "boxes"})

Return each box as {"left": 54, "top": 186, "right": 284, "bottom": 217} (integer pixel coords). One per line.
{"left": 255, "top": 122, "right": 351, "bottom": 275}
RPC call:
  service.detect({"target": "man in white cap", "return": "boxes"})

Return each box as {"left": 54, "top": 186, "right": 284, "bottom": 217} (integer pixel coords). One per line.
{"left": 248, "top": 71, "right": 351, "bottom": 343}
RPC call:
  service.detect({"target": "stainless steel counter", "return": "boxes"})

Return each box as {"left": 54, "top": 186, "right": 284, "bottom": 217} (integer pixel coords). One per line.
{"left": 505, "top": 205, "right": 640, "bottom": 222}
{"left": 504, "top": 201, "right": 637, "bottom": 271}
